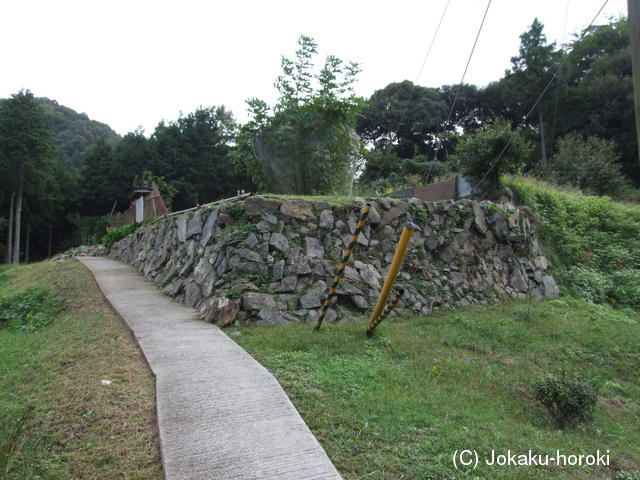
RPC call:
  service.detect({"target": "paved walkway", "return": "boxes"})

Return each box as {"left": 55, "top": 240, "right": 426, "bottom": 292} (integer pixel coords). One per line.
{"left": 78, "top": 256, "right": 342, "bottom": 480}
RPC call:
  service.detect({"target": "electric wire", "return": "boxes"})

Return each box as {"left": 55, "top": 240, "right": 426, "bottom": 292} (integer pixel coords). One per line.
{"left": 471, "top": 0, "right": 611, "bottom": 193}
{"left": 407, "top": 0, "right": 614, "bottom": 305}
{"left": 418, "top": 0, "right": 493, "bottom": 199}
{"left": 549, "top": 0, "right": 572, "bottom": 162}
{"left": 372, "top": 0, "right": 452, "bottom": 185}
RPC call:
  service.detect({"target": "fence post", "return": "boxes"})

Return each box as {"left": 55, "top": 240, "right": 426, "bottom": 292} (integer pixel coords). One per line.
{"left": 314, "top": 203, "right": 371, "bottom": 331}
{"left": 365, "top": 288, "right": 404, "bottom": 337}
{"left": 367, "top": 222, "right": 418, "bottom": 331}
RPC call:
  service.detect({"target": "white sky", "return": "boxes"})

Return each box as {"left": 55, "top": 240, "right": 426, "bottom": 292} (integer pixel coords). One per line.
{"left": 1, "top": 0, "right": 628, "bottom": 137}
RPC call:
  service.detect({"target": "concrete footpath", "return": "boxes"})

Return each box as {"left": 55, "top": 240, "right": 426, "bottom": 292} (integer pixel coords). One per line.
{"left": 78, "top": 256, "right": 342, "bottom": 480}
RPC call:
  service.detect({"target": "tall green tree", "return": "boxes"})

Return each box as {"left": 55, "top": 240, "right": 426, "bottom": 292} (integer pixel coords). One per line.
{"left": 503, "top": 18, "right": 563, "bottom": 167}
{"left": 357, "top": 81, "right": 449, "bottom": 159}
{"left": 238, "top": 35, "right": 366, "bottom": 195}
{"left": 79, "top": 138, "right": 117, "bottom": 216}
{"left": 556, "top": 17, "right": 638, "bottom": 183}
{"left": 0, "top": 90, "right": 57, "bottom": 263}
{"left": 150, "top": 106, "right": 243, "bottom": 209}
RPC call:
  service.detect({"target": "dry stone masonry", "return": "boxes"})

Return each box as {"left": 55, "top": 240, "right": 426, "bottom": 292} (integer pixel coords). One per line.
{"left": 108, "top": 195, "right": 559, "bottom": 326}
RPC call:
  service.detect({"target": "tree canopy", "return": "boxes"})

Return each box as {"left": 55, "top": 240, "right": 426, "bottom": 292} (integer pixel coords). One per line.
{"left": 358, "top": 16, "right": 638, "bottom": 194}
{"left": 238, "top": 35, "right": 366, "bottom": 195}
{"left": 0, "top": 15, "right": 638, "bottom": 261}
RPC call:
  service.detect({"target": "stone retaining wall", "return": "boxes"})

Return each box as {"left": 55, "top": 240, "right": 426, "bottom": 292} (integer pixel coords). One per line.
{"left": 108, "top": 195, "right": 559, "bottom": 326}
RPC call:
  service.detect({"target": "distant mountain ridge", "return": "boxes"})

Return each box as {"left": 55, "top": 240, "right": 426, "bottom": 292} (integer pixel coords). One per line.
{"left": 36, "top": 97, "right": 121, "bottom": 169}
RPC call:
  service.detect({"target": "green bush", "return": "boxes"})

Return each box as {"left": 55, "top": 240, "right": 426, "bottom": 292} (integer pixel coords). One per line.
{"left": 0, "top": 287, "right": 64, "bottom": 332}
{"left": 551, "top": 133, "right": 632, "bottom": 198}
{"left": 610, "top": 269, "right": 640, "bottom": 308}
{"left": 506, "top": 177, "right": 640, "bottom": 310}
{"left": 102, "top": 222, "right": 141, "bottom": 248}
{"left": 533, "top": 374, "right": 598, "bottom": 428}
{"left": 556, "top": 266, "right": 613, "bottom": 304}
{"left": 450, "top": 118, "right": 532, "bottom": 192}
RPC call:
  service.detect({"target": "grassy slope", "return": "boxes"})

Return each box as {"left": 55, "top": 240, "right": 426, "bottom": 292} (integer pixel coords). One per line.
{"left": 0, "top": 260, "right": 162, "bottom": 479}
{"left": 231, "top": 182, "right": 640, "bottom": 480}
{"left": 233, "top": 300, "right": 640, "bottom": 480}
{"left": 2, "top": 182, "right": 639, "bottom": 480}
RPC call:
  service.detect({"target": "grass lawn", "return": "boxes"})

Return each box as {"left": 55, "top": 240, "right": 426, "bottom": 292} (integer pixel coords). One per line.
{"left": 1, "top": 257, "right": 639, "bottom": 480}
{"left": 232, "top": 299, "right": 640, "bottom": 480}
{"left": 0, "top": 260, "right": 162, "bottom": 479}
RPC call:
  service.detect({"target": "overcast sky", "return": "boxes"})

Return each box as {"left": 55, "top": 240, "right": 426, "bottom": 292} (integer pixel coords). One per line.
{"left": 1, "top": 0, "right": 628, "bottom": 136}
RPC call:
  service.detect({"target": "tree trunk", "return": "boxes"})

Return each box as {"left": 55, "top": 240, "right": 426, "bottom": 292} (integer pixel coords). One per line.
{"left": 48, "top": 219, "right": 53, "bottom": 259}
{"left": 539, "top": 108, "right": 548, "bottom": 168}
{"left": 6, "top": 193, "right": 14, "bottom": 264}
{"left": 24, "top": 217, "right": 30, "bottom": 264}
{"left": 629, "top": 0, "right": 640, "bottom": 174}
{"left": 12, "top": 180, "right": 22, "bottom": 264}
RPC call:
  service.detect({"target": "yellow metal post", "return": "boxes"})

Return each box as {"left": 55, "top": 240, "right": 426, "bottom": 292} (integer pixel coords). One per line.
{"left": 367, "top": 222, "right": 417, "bottom": 330}
{"left": 365, "top": 288, "right": 404, "bottom": 337}
{"left": 314, "top": 203, "right": 371, "bottom": 331}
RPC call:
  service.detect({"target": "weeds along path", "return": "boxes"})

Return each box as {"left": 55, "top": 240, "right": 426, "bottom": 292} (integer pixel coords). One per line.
{"left": 0, "top": 259, "right": 161, "bottom": 479}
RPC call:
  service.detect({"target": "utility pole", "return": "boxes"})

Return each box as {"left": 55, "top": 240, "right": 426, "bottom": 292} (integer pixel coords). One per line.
{"left": 629, "top": 0, "right": 640, "bottom": 172}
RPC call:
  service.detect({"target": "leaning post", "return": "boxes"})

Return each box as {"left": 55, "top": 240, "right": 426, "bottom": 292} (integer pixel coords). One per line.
{"left": 314, "top": 203, "right": 371, "bottom": 331}
{"left": 365, "top": 288, "right": 405, "bottom": 337}
{"left": 366, "top": 222, "right": 418, "bottom": 332}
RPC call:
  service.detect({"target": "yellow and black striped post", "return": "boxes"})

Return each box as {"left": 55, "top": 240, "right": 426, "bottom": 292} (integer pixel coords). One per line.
{"left": 314, "top": 203, "right": 371, "bottom": 331}
{"left": 367, "top": 222, "right": 417, "bottom": 331}
{"left": 365, "top": 288, "right": 404, "bottom": 337}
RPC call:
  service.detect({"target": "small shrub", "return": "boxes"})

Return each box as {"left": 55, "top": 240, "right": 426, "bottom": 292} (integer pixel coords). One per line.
{"left": 411, "top": 204, "right": 427, "bottom": 226}
{"left": 587, "top": 302, "right": 637, "bottom": 325}
{"left": 533, "top": 374, "right": 598, "bottom": 428}
{"left": 227, "top": 203, "right": 247, "bottom": 221}
{"left": 225, "top": 289, "right": 244, "bottom": 301}
{"left": 556, "top": 266, "right": 613, "bottom": 304}
{"left": 102, "top": 222, "right": 141, "bottom": 248}
{"left": 0, "top": 287, "right": 64, "bottom": 332}
{"left": 610, "top": 269, "right": 640, "bottom": 308}
{"left": 240, "top": 273, "right": 268, "bottom": 288}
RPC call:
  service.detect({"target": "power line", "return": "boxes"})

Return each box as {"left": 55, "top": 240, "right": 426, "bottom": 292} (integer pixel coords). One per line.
{"left": 373, "top": 0, "right": 452, "bottom": 184}
{"left": 471, "top": 0, "right": 611, "bottom": 193}
{"left": 418, "top": 0, "right": 493, "bottom": 199}
{"left": 549, "top": 0, "right": 571, "bottom": 162}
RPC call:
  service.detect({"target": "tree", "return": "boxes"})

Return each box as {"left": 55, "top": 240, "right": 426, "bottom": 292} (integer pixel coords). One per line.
{"left": 504, "top": 19, "right": 563, "bottom": 167}
{"left": 450, "top": 118, "right": 533, "bottom": 193}
{"left": 556, "top": 17, "right": 638, "bottom": 183}
{"left": 238, "top": 35, "right": 366, "bottom": 195}
{"left": 172, "top": 107, "right": 236, "bottom": 206}
{"left": 132, "top": 171, "right": 177, "bottom": 210}
{"left": 630, "top": 0, "right": 640, "bottom": 174}
{"left": 356, "top": 82, "right": 493, "bottom": 190}
{"left": 439, "top": 83, "right": 488, "bottom": 134}
{"left": 551, "top": 133, "right": 631, "bottom": 197}
{"left": 79, "top": 138, "right": 117, "bottom": 216}
{"left": 150, "top": 106, "right": 243, "bottom": 209}
{"left": 0, "top": 90, "right": 57, "bottom": 263}
{"left": 357, "top": 81, "right": 449, "bottom": 158}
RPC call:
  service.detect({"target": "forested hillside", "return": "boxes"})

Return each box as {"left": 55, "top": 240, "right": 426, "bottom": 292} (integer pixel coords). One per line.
{"left": 37, "top": 98, "right": 121, "bottom": 168}
{"left": 0, "top": 16, "right": 638, "bottom": 263}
